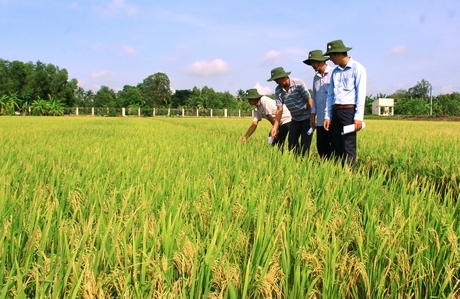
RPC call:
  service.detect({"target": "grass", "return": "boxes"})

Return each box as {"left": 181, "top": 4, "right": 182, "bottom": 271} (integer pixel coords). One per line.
{"left": 0, "top": 116, "right": 459, "bottom": 298}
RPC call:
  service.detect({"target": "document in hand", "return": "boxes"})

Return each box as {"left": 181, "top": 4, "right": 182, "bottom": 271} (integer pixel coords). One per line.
{"left": 342, "top": 122, "right": 366, "bottom": 135}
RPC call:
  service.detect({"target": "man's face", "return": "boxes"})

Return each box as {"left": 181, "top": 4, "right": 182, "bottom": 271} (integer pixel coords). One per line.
{"left": 329, "top": 53, "right": 340, "bottom": 65}
{"left": 248, "top": 99, "right": 260, "bottom": 106}
{"left": 310, "top": 61, "right": 321, "bottom": 71}
{"left": 274, "top": 77, "right": 289, "bottom": 87}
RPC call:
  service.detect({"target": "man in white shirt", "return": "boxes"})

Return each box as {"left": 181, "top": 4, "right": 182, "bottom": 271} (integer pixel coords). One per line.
{"left": 241, "top": 88, "right": 291, "bottom": 149}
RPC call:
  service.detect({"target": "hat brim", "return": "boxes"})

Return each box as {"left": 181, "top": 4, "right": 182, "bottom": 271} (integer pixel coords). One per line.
{"left": 246, "top": 95, "right": 262, "bottom": 100}
{"left": 324, "top": 46, "right": 352, "bottom": 56}
{"left": 303, "top": 57, "right": 329, "bottom": 65}
{"left": 267, "top": 71, "right": 291, "bottom": 82}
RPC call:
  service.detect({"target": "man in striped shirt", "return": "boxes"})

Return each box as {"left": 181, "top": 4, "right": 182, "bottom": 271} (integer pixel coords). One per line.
{"left": 268, "top": 67, "right": 313, "bottom": 157}
{"left": 323, "top": 40, "right": 367, "bottom": 167}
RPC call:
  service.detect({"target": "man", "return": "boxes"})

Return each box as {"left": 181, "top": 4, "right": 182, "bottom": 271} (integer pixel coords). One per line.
{"left": 323, "top": 40, "right": 367, "bottom": 167}
{"left": 268, "top": 67, "right": 313, "bottom": 157}
{"left": 304, "top": 50, "right": 334, "bottom": 159}
{"left": 241, "top": 88, "right": 291, "bottom": 149}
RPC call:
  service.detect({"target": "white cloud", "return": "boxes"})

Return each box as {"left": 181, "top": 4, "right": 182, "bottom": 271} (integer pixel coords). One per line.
{"left": 91, "top": 71, "right": 115, "bottom": 79}
{"left": 262, "top": 50, "right": 283, "bottom": 65}
{"left": 186, "top": 59, "right": 230, "bottom": 77}
{"left": 94, "top": 0, "right": 137, "bottom": 18}
{"left": 254, "top": 82, "right": 272, "bottom": 95}
{"left": 441, "top": 85, "right": 454, "bottom": 94}
{"left": 387, "top": 45, "right": 407, "bottom": 56}
{"left": 122, "top": 45, "right": 136, "bottom": 57}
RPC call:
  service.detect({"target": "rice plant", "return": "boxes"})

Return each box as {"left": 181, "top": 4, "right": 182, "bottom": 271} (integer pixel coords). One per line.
{"left": 0, "top": 117, "right": 459, "bottom": 298}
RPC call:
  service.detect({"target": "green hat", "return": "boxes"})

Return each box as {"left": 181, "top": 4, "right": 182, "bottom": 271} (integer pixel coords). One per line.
{"left": 267, "top": 67, "right": 291, "bottom": 82}
{"left": 324, "top": 39, "right": 352, "bottom": 55}
{"left": 303, "top": 50, "right": 329, "bottom": 65}
{"left": 245, "top": 88, "right": 263, "bottom": 100}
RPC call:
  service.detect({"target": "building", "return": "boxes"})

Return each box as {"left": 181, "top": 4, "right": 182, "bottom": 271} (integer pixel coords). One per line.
{"left": 372, "top": 98, "right": 394, "bottom": 116}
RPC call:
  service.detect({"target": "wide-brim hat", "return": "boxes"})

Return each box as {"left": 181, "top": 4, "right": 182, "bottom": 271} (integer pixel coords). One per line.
{"left": 245, "top": 88, "right": 263, "bottom": 100}
{"left": 303, "top": 50, "right": 329, "bottom": 65}
{"left": 267, "top": 67, "right": 291, "bottom": 82}
{"left": 324, "top": 39, "right": 352, "bottom": 55}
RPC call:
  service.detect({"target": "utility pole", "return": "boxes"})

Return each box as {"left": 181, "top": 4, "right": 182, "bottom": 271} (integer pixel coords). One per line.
{"left": 430, "top": 85, "right": 433, "bottom": 116}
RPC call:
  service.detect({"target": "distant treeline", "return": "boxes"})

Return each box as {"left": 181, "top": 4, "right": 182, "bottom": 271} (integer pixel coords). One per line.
{"left": 1, "top": 58, "right": 459, "bottom": 116}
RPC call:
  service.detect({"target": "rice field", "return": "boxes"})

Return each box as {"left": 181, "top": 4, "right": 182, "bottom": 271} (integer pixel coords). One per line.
{"left": 0, "top": 116, "right": 459, "bottom": 298}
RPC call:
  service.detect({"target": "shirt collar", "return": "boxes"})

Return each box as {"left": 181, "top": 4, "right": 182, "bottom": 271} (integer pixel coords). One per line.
{"left": 338, "top": 57, "right": 354, "bottom": 70}
{"left": 316, "top": 65, "right": 332, "bottom": 77}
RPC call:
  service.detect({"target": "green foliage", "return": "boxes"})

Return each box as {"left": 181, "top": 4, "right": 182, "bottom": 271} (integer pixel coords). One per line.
{"left": 117, "top": 85, "right": 143, "bottom": 108}
{"left": 394, "top": 97, "right": 429, "bottom": 115}
{"left": 2, "top": 58, "right": 459, "bottom": 117}
{"left": 0, "top": 93, "right": 19, "bottom": 115}
{"left": 432, "top": 92, "right": 460, "bottom": 116}
{"left": 0, "top": 59, "right": 78, "bottom": 108}
{"left": 31, "top": 95, "right": 64, "bottom": 116}
{"left": 171, "top": 89, "right": 193, "bottom": 108}
{"left": 140, "top": 72, "right": 172, "bottom": 108}
{"left": 93, "top": 86, "right": 116, "bottom": 108}
{"left": 408, "top": 78, "right": 432, "bottom": 100}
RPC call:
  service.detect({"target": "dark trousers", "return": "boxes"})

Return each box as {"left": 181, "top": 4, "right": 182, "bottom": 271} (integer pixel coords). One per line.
{"left": 288, "top": 118, "right": 312, "bottom": 157}
{"left": 330, "top": 108, "right": 356, "bottom": 167}
{"left": 316, "top": 126, "right": 333, "bottom": 159}
{"left": 270, "top": 122, "right": 291, "bottom": 150}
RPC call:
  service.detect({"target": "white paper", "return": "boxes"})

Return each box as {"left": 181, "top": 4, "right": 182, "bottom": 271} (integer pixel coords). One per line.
{"left": 342, "top": 122, "right": 366, "bottom": 135}
{"left": 268, "top": 136, "right": 275, "bottom": 144}
{"left": 306, "top": 127, "right": 314, "bottom": 135}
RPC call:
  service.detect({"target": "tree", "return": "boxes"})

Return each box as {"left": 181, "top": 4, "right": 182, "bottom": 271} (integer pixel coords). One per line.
{"left": 140, "top": 72, "right": 172, "bottom": 108}
{"left": 390, "top": 89, "right": 410, "bottom": 101}
{"left": 394, "top": 98, "right": 429, "bottom": 115}
{"left": 235, "top": 89, "right": 245, "bottom": 101}
{"left": 216, "top": 91, "right": 239, "bottom": 109}
{"left": 171, "top": 89, "right": 192, "bottom": 108}
{"left": 433, "top": 92, "right": 460, "bottom": 116}
{"left": 93, "top": 86, "right": 116, "bottom": 108}
{"left": 364, "top": 95, "right": 375, "bottom": 115}
{"left": 408, "top": 79, "right": 432, "bottom": 101}
{"left": 117, "top": 85, "right": 143, "bottom": 107}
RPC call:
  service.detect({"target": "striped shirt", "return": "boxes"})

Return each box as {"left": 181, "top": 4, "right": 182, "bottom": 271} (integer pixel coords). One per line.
{"left": 275, "top": 77, "right": 311, "bottom": 121}
{"left": 325, "top": 57, "right": 367, "bottom": 121}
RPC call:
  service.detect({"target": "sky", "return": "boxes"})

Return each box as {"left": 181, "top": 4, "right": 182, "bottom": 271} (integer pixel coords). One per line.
{"left": 1, "top": 0, "right": 459, "bottom": 97}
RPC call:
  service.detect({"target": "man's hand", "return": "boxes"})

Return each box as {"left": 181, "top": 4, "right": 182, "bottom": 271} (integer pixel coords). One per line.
{"left": 323, "top": 119, "right": 330, "bottom": 131}
{"left": 241, "top": 136, "right": 247, "bottom": 143}
{"left": 354, "top": 120, "right": 363, "bottom": 131}
{"left": 270, "top": 126, "right": 278, "bottom": 138}
{"left": 310, "top": 117, "right": 316, "bottom": 129}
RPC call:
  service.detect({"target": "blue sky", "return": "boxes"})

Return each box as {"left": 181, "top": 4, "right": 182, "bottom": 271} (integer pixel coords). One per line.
{"left": 1, "top": 0, "right": 459, "bottom": 97}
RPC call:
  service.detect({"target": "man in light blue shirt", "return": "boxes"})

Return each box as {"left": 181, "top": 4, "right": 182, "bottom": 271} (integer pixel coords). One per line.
{"left": 304, "top": 49, "right": 333, "bottom": 159}
{"left": 323, "top": 40, "right": 367, "bottom": 167}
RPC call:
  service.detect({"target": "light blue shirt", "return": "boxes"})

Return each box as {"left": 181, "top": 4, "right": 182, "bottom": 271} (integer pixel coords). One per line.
{"left": 325, "top": 57, "right": 367, "bottom": 121}
{"left": 312, "top": 65, "right": 333, "bottom": 126}
{"left": 275, "top": 78, "right": 311, "bottom": 121}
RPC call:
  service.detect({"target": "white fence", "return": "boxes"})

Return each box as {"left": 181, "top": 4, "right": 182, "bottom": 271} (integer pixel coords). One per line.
{"left": 64, "top": 107, "right": 254, "bottom": 118}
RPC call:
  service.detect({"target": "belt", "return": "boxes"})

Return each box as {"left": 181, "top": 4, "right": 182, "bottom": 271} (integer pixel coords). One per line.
{"left": 333, "top": 104, "right": 355, "bottom": 110}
